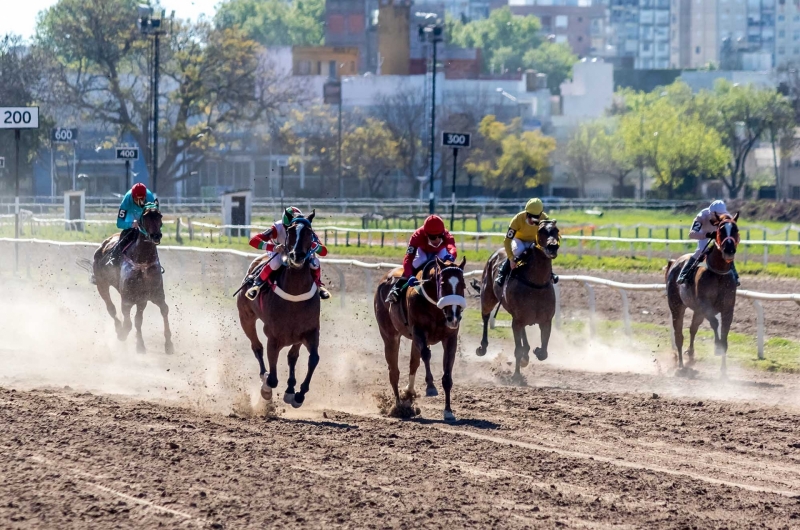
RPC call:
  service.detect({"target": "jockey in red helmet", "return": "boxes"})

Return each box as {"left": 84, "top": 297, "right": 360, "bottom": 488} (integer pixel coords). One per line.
{"left": 385, "top": 214, "right": 458, "bottom": 304}
{"left": 106, "top": 182, "right": 158, "bottom": 266}
{"left": 245, "top": 206, "right": 330, "bottom": 301}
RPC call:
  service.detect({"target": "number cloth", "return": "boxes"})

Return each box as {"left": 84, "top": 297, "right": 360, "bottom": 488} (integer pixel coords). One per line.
{"left": 116, "top": 188, "right": 157, "bottom": 230}
{"left": 503, "top": 210, "right": 550, "bottom": 258}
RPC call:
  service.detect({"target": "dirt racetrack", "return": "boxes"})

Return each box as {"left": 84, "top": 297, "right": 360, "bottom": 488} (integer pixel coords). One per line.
{"left": 3, "top": 242, "right": 800, "bottom": 528}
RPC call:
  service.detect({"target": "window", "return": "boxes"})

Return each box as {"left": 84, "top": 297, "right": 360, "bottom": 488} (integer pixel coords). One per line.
{"left": 578, "top": 35, "right": 583, "bottom": 42}
{"left": 298, "top": 60, "right": 311, "bottom": 75}
{"left": 329, "top": 60, "right": 337, "bottom": 78}
{"left": 577, "top": 17, "right": 583, "bottom": 23}
{"left": 555, "top": 34, "right": 568, "bottom": 44}
{"left": 780, "top": 30, "right": 786, "bottom": 38}
{"left": 795, "top": 15, "right": 800, "bottom": 22}
{"left": 779, "top": 15, "right": 785, "bottom": 21}
{"left": 347, "top": 14, "right": 364, "bottom": 32}
{"left": 555, "top": 15, "right": 568, "bottom": 28}
{"left": 794, "top": 47, "right": 800, "bottom": 55}
{"left": 794, "top": 31, "right": 800, "bottom": 41}
{"left": 779, "top": 47, "right": 786, "bottom": 54}
{"left": 696, "top": 46, "right": 701, "bottom": 54}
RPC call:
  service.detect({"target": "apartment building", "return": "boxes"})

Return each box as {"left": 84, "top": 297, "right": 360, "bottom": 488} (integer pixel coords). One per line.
{"left": 776, "top": 0, "right": 800, "bottom": 68}
{"left": 507, "top": 0, "right": 607, "bottom": 57}
{"left": 607, "top": 0, "right": 671, "bottom": 69}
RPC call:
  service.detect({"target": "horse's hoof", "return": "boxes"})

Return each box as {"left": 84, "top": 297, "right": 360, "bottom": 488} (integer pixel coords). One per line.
{"left": 476, "top": 345, "right": 487, "bottom": 357}
{"left": 426, "top": 386, "right": 439, "bottom": 397}
{"left": 520, "top": 355, "right": 530, "bottom": 368}
{"left": 283, "top": 392, "right": 295, "bottom": 405}
{"left": 534, "top": 347, "right": 548, "bottom": 361}
{"left": 260, "top": 385, "right": 273, "bottom": 401}
{"left": 136, "top": 344, "right": 146, "bottom": 354}
{"left": 165, "top": 342, "right": 174, "bottom": 355}
{"left": 443, "top": 410, "right": 456, "bottom": 422}
{"left": 291, "top": 394, "right": 305, "bottom": 409}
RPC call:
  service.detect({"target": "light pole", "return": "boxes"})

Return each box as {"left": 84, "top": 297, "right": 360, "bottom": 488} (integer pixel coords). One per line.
{"left": 420, "top": 19, "right": 443, "bottom": 214}
{"left": 138, "top": 5, "right": 171, "bottom": 195}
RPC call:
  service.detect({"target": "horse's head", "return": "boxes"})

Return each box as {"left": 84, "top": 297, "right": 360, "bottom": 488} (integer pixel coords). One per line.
{"left": 285, "top": 209, "right": 316, "bottom": 269}
{"left": 537, "top": 220, "right": 560, "bottom": 259}
{"left": 434, "top": 256, "right": 467, "bottom": 330}
{"left": 140, "top": 204, "right": 163, "bottom": 245}
{"left": 714, "top": 212, "right": 740, "bottom": 262}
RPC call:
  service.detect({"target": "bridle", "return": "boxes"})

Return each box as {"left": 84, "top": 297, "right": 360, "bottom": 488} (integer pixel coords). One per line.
{"left": 285, "top": 218, "right": 315, "bottom": 265}
{"left": 418, "top": 263, "right": 467, "bottom": 311}
{"left": 714, "top": 217, "right": 739, "bottom": 263}
{"left": 137, "top": 205, "right": 162, "bottom": 243}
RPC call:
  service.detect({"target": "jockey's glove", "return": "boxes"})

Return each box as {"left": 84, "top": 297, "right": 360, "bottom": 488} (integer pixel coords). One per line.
{"left": 407, "top": 277, "right": 420, "bottom": 288}
{"left": 443, "top": 253, "right": 455, "bottom": 261}
{"left": 706, "top": 232, "right": 716, "bottom": 239}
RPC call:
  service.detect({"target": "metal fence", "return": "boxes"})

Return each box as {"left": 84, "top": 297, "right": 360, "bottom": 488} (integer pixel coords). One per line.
{"left": 1, "top": 238, "right": 798, "bottom": 361}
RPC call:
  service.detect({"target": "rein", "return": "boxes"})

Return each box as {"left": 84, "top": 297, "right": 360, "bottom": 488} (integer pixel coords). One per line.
{"left": 261, "top": 217, "right": 318, "bottom": 304}
{"left": 416, "top": 265, "right": 467, "bottom": 310}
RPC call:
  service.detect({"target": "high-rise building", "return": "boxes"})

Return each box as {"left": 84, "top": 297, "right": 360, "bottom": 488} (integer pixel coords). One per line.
{"left": 607, "top": 0, "right": 671, "bottom": 69}
{"left": 507, "top": 0, "right": 607, "bottom": 57}
{"left": 325, "top": 0, "right": 380, "bottom": 73}
{"left": 670, "top": 0, "right": 717, "bottom": 69}
{"left": 775, "top": 0, "right": 800, "bottom": 69}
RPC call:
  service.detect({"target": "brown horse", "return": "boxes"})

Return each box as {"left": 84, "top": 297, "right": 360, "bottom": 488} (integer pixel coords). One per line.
{"left": 237, "top": 212, "right": 321, "bottom": 408}
{"left": 475, "top": 220, "right": 560, "bottom": 383}
{"left": 374, "top": 256, "right": 467, "bottom": 421}
{"left": 666, "top": 213, "right": 740, "bottom": 377}
{"left": 91, "top": 205, "right": 172, "bottom": 354}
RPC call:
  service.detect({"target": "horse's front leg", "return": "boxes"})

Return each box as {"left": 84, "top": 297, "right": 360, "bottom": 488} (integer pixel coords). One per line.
{"left": 155, "top": 296, "right": 173, "bottom": 355}
{"left": 120, "top": 299, "right": 134, "bottom": 341}
{"left": 413, "top": 326, "right": 437, "bottom": 397}
{"left": 534, "top": 320, "right": 551, "bottom": 362}
{"left": 284, "top": 344, "right": 301, "bottom": 404}
{"left": 263, "top": 332, "right": 281, "bottom": 401}
{"left": 292, "top": 330, "right": 320, "bottom": 408}
{"left": 134, "top": 301, "right": 147, "bottom": 353}
{"left": 442, "top": 334, "right": 458, "bottom": 422}
{"left": 718, "top": 309, "right": 734, "bottom": 379}
{"left": 510, "top": 320, "right": 526, "bottom": 384}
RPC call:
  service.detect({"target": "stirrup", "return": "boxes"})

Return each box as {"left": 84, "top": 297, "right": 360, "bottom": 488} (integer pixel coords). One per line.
{"left": 386, "top": 288, "right": 399, "bottom": 304}
{"left": 245, "top": 284, "right": 262, "bottom": 301}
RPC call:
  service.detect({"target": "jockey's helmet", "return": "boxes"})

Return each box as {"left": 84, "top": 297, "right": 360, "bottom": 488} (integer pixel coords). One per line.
{"left": 132, "top": 183, "right": 147, "bottom": 202}
{"left": 282, "top": 206, "right": 303, "bottom": 226}
{"left": 423, "top": 215, "right": 445, "bottom": 236}
{"left": 709, "top": 200, "right": 727, "bottom": 217}
{"left": 525, "top": 198, "right": 544, "bottom": 217}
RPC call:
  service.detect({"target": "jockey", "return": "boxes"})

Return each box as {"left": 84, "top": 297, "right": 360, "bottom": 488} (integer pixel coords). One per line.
{"left": 106, "top": 182, "right": 157, "bottom": 266}
{"left": 385, "top": 214, "right": 457, "bottom": 303}
{"left": 496, "top": 197, "right": 558, "bottom": 287}
{"left": 245, "top": 206, "right": 330, "bottom": 301}
{"left": 678, "top": 199, "right": 740, "bottom": 286}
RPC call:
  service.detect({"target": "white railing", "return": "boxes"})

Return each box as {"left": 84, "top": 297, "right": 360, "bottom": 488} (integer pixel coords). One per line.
{"left": 2, "top": 237, "right": 798, "bottom": 362}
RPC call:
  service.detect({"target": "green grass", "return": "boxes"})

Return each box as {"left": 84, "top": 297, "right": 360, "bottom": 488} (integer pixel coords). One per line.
{"left": 461, "top": 308, "right": 800, "bottom": 374}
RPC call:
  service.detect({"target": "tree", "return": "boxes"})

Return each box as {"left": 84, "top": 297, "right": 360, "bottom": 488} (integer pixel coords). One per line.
{"left": 215, "top": 0, "right": 324, "bottom": 47}
{"left": 465, "top": 115, "right": 555, "bottom": 193}
{"left": 0, "top": 34, "right": 51, "bottom": 195}
{"left": 703, "top": 80, "right": 794, "bottom": 198}
{"left": 374, "top": 88, "right": 426, "bottom": 185}
{"left": 619, "top": 97, "right": 729, "bottom": 199}
{"left": 564, "top": 121, "right": 604, "bottom": 197}
{"left": 341, "top": 118, "right": 399, "bottom": 196}
{"left": 36, "top": 0, "right": 302, "bottom": 191}
{"left": 523, "top": 42, "right": 577, "bottom": 95}
{"left": 593, "top": 126, "right": 637, "bottom": 198}
{"left": 448, "top": 8, "right": 542, "bottom": 75}
{"left": 278, "top": 105, "right": 340, "bottom": 190}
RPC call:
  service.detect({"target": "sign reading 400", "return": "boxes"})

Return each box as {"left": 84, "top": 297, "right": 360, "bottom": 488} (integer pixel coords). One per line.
{"left": 115, "top": 147, "right": 140, "bottom": 160}
{"left": 441, "top": 131, "right": 471, "bottom": 149}
{"left": 0, "top": 107, "right": 39, "bottom": 129}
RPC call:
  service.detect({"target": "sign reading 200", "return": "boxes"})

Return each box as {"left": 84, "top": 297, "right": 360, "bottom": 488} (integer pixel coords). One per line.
{"left": 0, "top": 107, "right": 40, "bottom": 129}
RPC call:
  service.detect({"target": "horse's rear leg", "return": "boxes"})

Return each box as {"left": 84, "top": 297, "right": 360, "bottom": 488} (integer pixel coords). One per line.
{"left": 291, "top": 330, "right": 320, "bottom": 408}
{"left": 442, "top": 334, "right": 458, "bottom": 422}
{"left": 134, "top": 302, "right": 147, "bottom": 354}
{"left": 711, "top": 310, "right": 734, "bottom": 379}
{"left": 413, "top": 327, "right": 437, "bottom": 397}
{"left": 120, "top": 300, "right": 134, "bottom": 342}
{"left": 97, "top": 282, "right": 122, "bottom": 335}
{"left": 686, "top": 311, "right": 704, "bottom": 366}
{"left": 476, "top": 275, "right": 499, "bottom": 357}
{"left": 155, "top": 296, "right": 173, "bottom": 355}
{"left": 380, "top": 328, "right": 402, "bottom": 406}
{"left": 511, "top": 320, "right": 526, "bottom": 384}
{"left": 237, "top": 302, "right": 267, "bottom": 399}
{"left": 534, "top": 320, "right": 551, "bottom": 362}
{"left": 284, "top": 344, "right": 301, "bottom": 404}
{"left": 670, "top": 305, "right": 687, "bottom": 370}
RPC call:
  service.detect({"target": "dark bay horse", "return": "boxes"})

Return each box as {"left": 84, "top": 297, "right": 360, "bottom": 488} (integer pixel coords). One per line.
{"left": 475, "top": 220, "right": 560, "bottom": 383}
{"left": 237, "top": 212, "right": 321, "bottom": 408}
{"left": 666, "top": 213, "right": 740, "bottom": 377}
{"left": 91, "top": 205, "right": 172, "bottom": 354}
{"left": 374, "top": 256, "right": 467, "bottom": 421}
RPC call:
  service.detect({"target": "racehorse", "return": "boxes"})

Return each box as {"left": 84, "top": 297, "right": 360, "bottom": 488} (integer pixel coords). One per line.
{"left": 374, "top": 256, "right": 467, "bottom": 421}
{"left": 236, "top": 212, "right": 321, "bottom": 408}
{"left": 475, "top": 220, "right": 560, "bottom": 383}
{"left": 91, "top": 205, "right": 173, "bottom": 354}
{"left": 666, "top": 212, "right": 740, "bottom": 377}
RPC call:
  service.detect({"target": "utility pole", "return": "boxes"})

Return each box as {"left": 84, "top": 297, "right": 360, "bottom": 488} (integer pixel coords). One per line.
{"left": 420, "top": 20, "right": 443, "bottom": 214}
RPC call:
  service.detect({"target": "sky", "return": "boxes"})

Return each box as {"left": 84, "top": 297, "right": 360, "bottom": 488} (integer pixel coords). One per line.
{"left": 0, "top": 0, "right": 222, "bottom": 40}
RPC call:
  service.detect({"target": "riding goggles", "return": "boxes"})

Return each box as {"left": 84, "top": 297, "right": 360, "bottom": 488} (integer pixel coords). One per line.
{"left": 427, "top": 234, "right": 443, "bottom": 245}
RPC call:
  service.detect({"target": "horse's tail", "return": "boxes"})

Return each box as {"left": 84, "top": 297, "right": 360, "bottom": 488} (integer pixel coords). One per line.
{"left": 665, "top": 259, "right": 675, "bottom": 283}
{"left": 76, "top": 258, "right": 96, "bottom": 285}
{"left": 470, "top": 278, "right": 482, "bottom": 294}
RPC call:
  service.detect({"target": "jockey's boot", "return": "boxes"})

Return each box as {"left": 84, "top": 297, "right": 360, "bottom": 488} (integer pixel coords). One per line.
{"left": 496, "top": 258, "right": 511, "bottom": 286}
{"left": 311, "top": 268, "right": 331, "bottom": 300}
{"left": 245, "top": 277, "right": 265, "bottom": 301}
{"left": 677, "top": 256, "right": 698, "bottom": 285}
{"left": 385, "top": 277, "right": 407, "bottom": 304}
{"left": 552, "top": 273, "right": 559, "bottom": 284}
{"left": 731, "top": 263, "right": 741, "bottom": 287}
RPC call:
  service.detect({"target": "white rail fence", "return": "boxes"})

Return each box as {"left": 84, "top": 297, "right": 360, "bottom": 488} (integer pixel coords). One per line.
{"left": 1, "top": 238, "right": 798, "bottom": 361}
